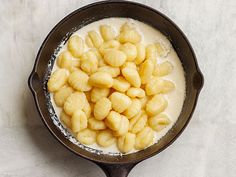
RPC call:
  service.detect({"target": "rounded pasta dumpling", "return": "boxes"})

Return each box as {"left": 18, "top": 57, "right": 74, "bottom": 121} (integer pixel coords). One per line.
{"left": 120, "top": 22, "right": 134, "bottom": 33}
{"left": 98, "top": 66, "right": 120, "bottom": 77}
{"left": 117, "top": 132, "right": 136, "bottom": 153}
{"left": 99, "top": 40, "right": 120, "bottom": 56}
{"left": 47, "top": 69, "right": 68, "bottom": 92}
{"left": 123, "top": 98, "right": 141, "bottom": 119}
{"left": 90, "top": 87, "right": 110, "bottom": 103}
{"left": 88, "top": 30, "right": 103, "bottom": 48}
{"left": 68, "top": 70, "right": 91, "bottom": 91}
{"left": 135, "top": 127, "right": 154, "bottom": 150}
{"left": 110, "top": 92, "right": 132, "bottom": 113}
{"left": 135, "top": 43, "right": 146, "bottom": 65}
{"left": 68, "top": 35, "right": 84, "bottom": 57}
{"left": 60, "top": 111, "right": 71, "bottom": 129}
{"left": 112, "top": 76, "right": 131, "bottom": 92}
{"left": 57, "top": 51, "right": 73, "bottom": 70}
{"left": 77, "top": 128, "right": 97, "bottom": 145}
{"left": 85, "top": 35, "right": 94, "bottom": 48}
{"left": 120, "top": 43, "right": 137, "bottom": 61}
{"left": 81, "top": 51, "right": 98, "bottom": 75}
{"left": 54, "top": 85, "right": 73, "bottom": 107}
{"left": 122, "top": 61, "right": 137, "bottom": 70}
{"left": 71, "top": 110, "right": 87, "bottom": 133}
{"left": 139, "top": 60, "right": 154, "bottom": 84}
{"left": 88, "top": 72, "right": 113, "bottom": 88}
{"left": 146, "top": 44, "right": 157, "bottom": 65}
{"left": 96, "top": 130, "right": 116, "bottom": 147}
{"left": 155, "top": 39, "right": 171, "bottom": 57}
{"left": 88, "top": 117, "right": 107, "bottom": 130}
{"left": 121, "top": 67, "right": 141, "bottom": 88}
{"left": 100, "top": 25, "right": 116, "bottom": 41}
{"left": 148, "top": 113, "right": 171, "bottom": 132}
{"left": 129, "top": 112, "right": 147, "bottom": 133}
{"left": 146, "top": 94, "right": 168, "bottom": 116}
{"left": 153, "top": 61, "right": 173, "bottom": 76}
{"left": 118, "top": 29, "right": 141, "bottom": 44}
{"left": 105, "top": 111, "right": 122, "bottom": 131}
{"left": 63, "top": 92, "right": 86, "bottom": 116}
{"left": 103, "top": 49, "right": 127, "bottom": 67}
{"left": 82, "top": 99, "right": 91, "bottom": 118}
{"left": 113, "top": 115, "right": 129, "bottom": 136}
{"left": 126, "top": 88, "right": 145, "bottom": 98}
{"left": 94, "top": 97, "right": 112, "bottom": 120}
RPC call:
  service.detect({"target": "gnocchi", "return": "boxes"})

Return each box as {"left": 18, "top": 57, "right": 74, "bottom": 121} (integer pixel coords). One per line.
{"left": 98, "top": 66, "right": 120, "bottom": 77}
{"left": 60, "top": 111, "right": 72, "bottom": 128}
{"left": 153, "top": 61, "right": 173, "bottom": 76}
{"left": 113, "top": 115, "right": 129, "bottom": 136}
{"left": 100, "top": 25, "right": 116, "bottom": 41}
{"left": 126, "top": 88, "right": 145, "bottom": 98}
{"left": 68, "top": 70, "right": 91, "bottom": 91}
{"left": 88, "top": 71, "right": 113, "bottom": 88}
{"left": 103, "top": 49, "right": 127, "bottom": 67}
{"left": 91, "top": 87, "right": 110, "bottom": 103}
{"left": 120, "top": 43, "right": 137, "bottom": 61}
{"left": 105, "top": 111, "right": 122, "bottom": 131}
{"left": 54, "top": 85, "right": 73, "bottom": 107}
{"left": 88, "top": 117, "right": 107, "bottom": 130}
{"left": 94, "top": 97, "right": 112, "bottom": 120}
{"left": 117, "top": 133, "right": 136, "bottom": 153}
{"left": 97, "top": 130, "right": 116, "bottom": 147}
{"left": 47, "top": 69, "right": 68, "bottom": 92}
{"left": 88, "top": 30, "right": 103, "bottom": 48}
{"left": 77, "top": 128, "right": 97, "bottom": 145}
{"left": 121, "top": 67, "right": 141, "bottom": 88}
{"left": 110, "top": 92, "right": 132, "bottom": 113}
{"left": 135, "top": 127, "right": 154, "bottom": 150}
{"left": 81, "top": 51, "right": 98, "bottom": 74}
{"left": 112, "top": 76, "right": 131, "bottom": 92}
{"left": 123, "top": 99, "right": 141, "bottom": 119}
{"left": 148, "top": 113, "right": 171, "bottom": 132}
{"left": 139, "top": 59, "right": 154, "bottom": 84}
{"left": 129, "top": 112, "right": 147, "bottom": 133}
{"left": 71, "top": 110, "right": 87, "bottom": 133}
{"left": 146, "top": 94, "right": 168, "bottom": 116}
{"left": 68, "top": 35, "right": 84, "bottom": 57}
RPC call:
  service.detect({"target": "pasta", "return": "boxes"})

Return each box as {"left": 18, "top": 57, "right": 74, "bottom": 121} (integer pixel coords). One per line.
{"left": 88, "top": 30, "right": 103, "bottom": 48}
{"left": 123, "top": 99, "right": 141, "bottom": 119}
{"left": 148, "top": 113, "right": 171, "bottom": 132}
{"left": 96, "top": 130, "right": 116, "bottom": 147}
{"left": 54, "top": 85, "right": 73, "bottom": 107}
{"left": 68, "top": 35, "right": 84, "bottom": 57}
{"left": 110, "top": 92, "right": 132, "bottom": 113}
{"left": 68, "top": 70, "right": 91, "bottom": 91}
{"left": 100, "top": 25, "right": 116, "bottom": 41}
{"left": 135, "top": 127, "right": 154, "bottom": 150}
{"left": 47, "top": 69, "right": 68, "bottom": 92}
{"left": 112, "top": 76, "right": 131, "bottom": 92}
{"left": 94, "top": 97, "right": 112, "bottom": 120}
{"left": 146, "top": 94, "right": 168, "bottom": 116}
{"left": 117, "top": 132, "right": 136, "bottom": 153}
{"left": 88, "top": 117, "right": 107, "bottom": 130}
{"left": 71, "top": 110, "right": 87, "bottom": 133}
{"left": 90, "top": 87, "right": 110, "bottom": 103}
{"left": 88, "top": 71, "right": 113, "bottom": 88}
{"left": 103, "top": 49, "right": 127, "bottom": 67}
{"left": 77, "top": 128, "right": 97, "bottom": 145}
{"left": 120, "top": 42, "right": 137, "bottom": 61}
{"left": 121, "top": 67, "right": 141, "bottom": 88}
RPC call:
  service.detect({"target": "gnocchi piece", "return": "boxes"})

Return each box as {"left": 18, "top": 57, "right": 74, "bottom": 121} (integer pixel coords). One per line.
{"left": 139, "top": 96, "right": 148, "bottom": 109}
{"left": 94, "top": 98, "right": 112, "bottom": 120}
{"left": 146, "top": 44, "right": 157, "bottom": 65}
{"left": 68, "top": 70, "right": 91, "bottom": 91}
{"left": 126, "top": 88, "right": 145, "bottom": 98}
{"left": 156, "top": 40, "right": 171, "bottom": 57}
{"left": 135, "top": 127, "right": 154, "bottom": 150}
{"left": 148, "top": 113, "right": 171, "bottom": 132}
{"left": 123, "top": 99, "right": 141, "bottom": 119}
{"left": 47, "top": 69, "right": 68, "bottom": 92}
{"left": 120, "top": 43, "right": 137, "bottom": 61}
{"left": 85, "top": 35, "right": 94, "bottom": 48}
{"left": 146, "top": 94, "right": 168, "bottom": 116}
{"left": 96, "top": 130, "right": 116, "bottom": 147}
{"left": 145, "top": 77, "right": 175, "bottom": 95}
{"left": 121, "top": 67, "right": 141, "bottom": 88}
{"left": 110, "top": 92, "right": 132, "bottom": 113}
{"left": 54, "top": 85, "right": 73, "bottom": 107}
{"left": 81, "top": 51, "right": 98, "bottom": 74}
{"left": 88, "top": 117, "right": 107, "bottom": 130}
{"left": 117, "top": 133, "right": 136, "bottom": 153}
{"left": 99, "top": 40, "right": 120, "bottom": 56}
{"left": 113, "top": 115, "right": 129, "bottom": 136}
{"left": 112, "top": 76, "right": 131, "bottom": 92}
{"left": 88, "top": 30, "right": 103, "bottom": 48}
{"left": 129, "top": 112, "right": 147, "bottom": 133}
{"left": 77, "top": 128, "right": 97, "bottom": 145}
{"left": 122, "top": 61, "right": 137, "bottom": 70}
{"left": 60, "top": 111, "right": 71, "bottom": 128}
{"left": 68, "top": 35, "right": 84, "bottom": 57}
{"left": 105, "top": 111, "right": 122, "bottom": 131}
{"left": 88, "top": 72, "right": 113, "bottom": 88}
{"left": 71, "top": 110, "right": 87, "bottom": 133}
{"left": 57, "top": 51, "right": 73, "bottom": 70}
{"left": 135, "top": 43, "right": 146, "bottom": 65}
{"left": 98, "top": 66, "right": 120, "bottom": 77}
{"left": 100, "top": 25, "right": 116, "bottom": 41}
{"left": 120, "top": 22, "right": 134, "bottom": 32}
{"left": 139, "top": 60, "right": 154, "bottom": 84}
{"left": 63, "top": 92, "right": 86, "bottom": 116}
{"left": 82, "top": 99, "right": 91, "bottom": 118}
{"left": 153, "top": 61, "right": 173, "bottom": 76}
{"left": 118, "top": 29, "right": 141, "bottom": 44}
{"left": 90, "top": 87, "right": 110, "bottom": 103}
{"left": 103, "top": 49, "right": 127, "bottom": 67}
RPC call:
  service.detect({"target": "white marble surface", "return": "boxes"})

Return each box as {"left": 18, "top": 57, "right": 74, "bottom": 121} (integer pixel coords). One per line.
{"left": 0, "top": 0, "right": 236, "bottom": 176}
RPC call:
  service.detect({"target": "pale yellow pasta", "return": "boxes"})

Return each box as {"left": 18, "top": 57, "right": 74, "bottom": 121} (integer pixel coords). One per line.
{"left": 117, "top": 132, "right": 136, "bottom": 153}
{"left": 145, "top": 77, "right": 175, "bottom": 95}
{"left": 71, "top": 110, "right": 87, "bottom": 133}
{"left": 81, "top": 51, "right": 98, "bottom": 74}
{"left": 153, "top": 61, "right": 173, "bottom": 76}
{"left": 129, "top": 112, "right": 147, "bottom": 133}
{"left": 146, "top": 44, "right": 157, "bottom": 65}
{"left": 120, "top": 43, "right": 137, "bottom": 61}
{"left": 99, "top": 40, "right": 120, "bottom": 56}
{"left": 123, "top": 98, "right": 141, "bottom": 119}
{"left": 121, "top": 67, "right": 141, "bottom": 88}
{"left": 112, "top": 76, "right": 131, "bottom": 92}
{"left": 94, "top": 97, "right": 112, "bottom": 120}
{"left": 146, "top": 94, "right": 168, "bottom": 116}
{"left": 47, "top": 69, "right": 68, "bottom": 92}
{"left": 148, "top": 113, "right": 171, "bottom": 132}
{"left": 122, "top": 61, "right": 137, "bottom": 70}
{"left": 156, "top": 40, "right": 171, "bottom": 57}
{"left": 126, "top": 88, "right": 145, "bottom": 98}
{"left": 77, "top": 128, "right": 97, "bottom": 145}
{"left": 90, "top": 87, "right": 110, "bottom": 103}
{"left": 139, "top": 96, "right": 148, "bottom": 109}
{"left": 98, "top": 66, "right": 120, "bottom": 77}
{"left": 68, "top": 35, "right": 84, "bottom": 57}
{"left": 88, "top": 117, "right": 107, "bottom": 130}
{"left": 113, "top": 115, "right": 129, "bottom": 136}
{"left": 96, "top": 130, "right": 116, "bottom": 147}
{"left": 82, "top": 99, "right": 91, "bottom": 118}
{"left": 139, "top": 60, "right": 154, "bottom": 84}
{"left": 88, "top": 71, "right": 113, "bottom": 88}
{"left": 120, "top": 22, "right": 134, "bottom": 32}
{"left": 88, "top": 30, "right": 103, "bottom": 48}
{"left": 105, "top": 111, "right": 122, "bottom": 131}
{"left": 60, "top": 111, "right": 71, "bottom": 129}
{"left": 103, "top": 49, "right": 127, "bottom": 67}
{"left": 118, "top": 29, "right": 141, "bottom": 44}
{"left": 135, "top": 127, "right": 154, "bottom": 150}
{"left": 110, "top": 92, "right": 132, "bottom": 113}
{"left": 100, "top": 25, "right": 116, "bottom": 41}
{"left": 135, "top": 43, "right": 146, "bottom": 64}
{"left": 57, "top": 51, "right": 73, "bottom": 70}
{"left": 98, "top": 58, "right": 107, "bottom": 67}
{"left": 54, "top": 85, "right": 73, "bottom": 107}
{"left": 85, "top": 35, "right": 94, "bottom": 48}
{"left": 63, "top": 92, "right": 86, "bottom": 116}
{"left": 68, "top": 70, "right": 91, "bottom": 91}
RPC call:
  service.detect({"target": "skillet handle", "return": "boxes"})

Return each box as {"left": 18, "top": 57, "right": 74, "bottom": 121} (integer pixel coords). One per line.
{"left": 96, "top": 162, "right": 138, "bottom": 177}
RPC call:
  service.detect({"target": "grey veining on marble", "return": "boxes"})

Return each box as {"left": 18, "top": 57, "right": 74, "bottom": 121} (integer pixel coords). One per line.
{"left": 0, "top": 0, "right": 236, "bottom": 177}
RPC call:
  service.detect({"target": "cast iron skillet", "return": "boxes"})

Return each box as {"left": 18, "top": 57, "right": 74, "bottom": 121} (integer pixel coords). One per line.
{"left": 28, "top": 1, "right": 204, "bottom": 177}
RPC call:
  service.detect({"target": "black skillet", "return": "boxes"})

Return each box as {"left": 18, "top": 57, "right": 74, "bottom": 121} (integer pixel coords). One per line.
{"left": 28, "top": 1, "right": 204, "bottom": 177}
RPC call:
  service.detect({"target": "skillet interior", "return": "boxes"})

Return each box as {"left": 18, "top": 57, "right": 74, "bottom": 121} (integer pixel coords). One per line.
{"left": 28, "top": 1, "right": 203, "bottom": 165}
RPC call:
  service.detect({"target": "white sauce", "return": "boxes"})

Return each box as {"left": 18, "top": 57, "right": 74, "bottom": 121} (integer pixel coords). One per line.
{"left": 50, "top": 18, "right": 186, "bottom": 154}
